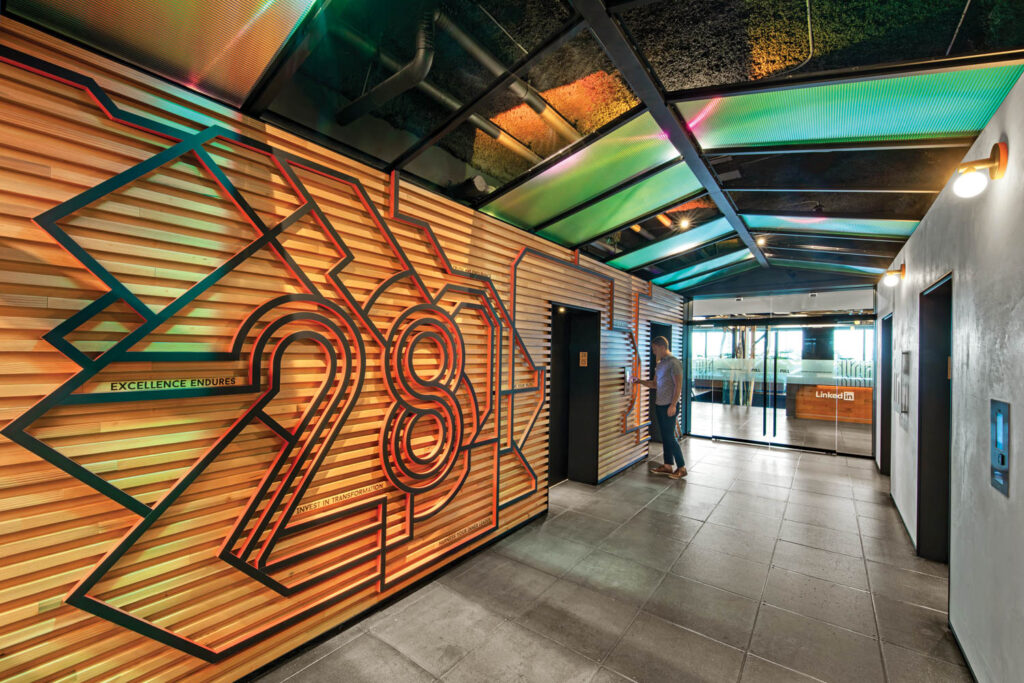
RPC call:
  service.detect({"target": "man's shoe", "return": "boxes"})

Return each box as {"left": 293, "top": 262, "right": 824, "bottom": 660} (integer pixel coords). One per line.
{"left": 669, "top": 467, "right": 688, "bottom": 479}
{"left": 650, "top": 464, "right": 674, "bottom": 476}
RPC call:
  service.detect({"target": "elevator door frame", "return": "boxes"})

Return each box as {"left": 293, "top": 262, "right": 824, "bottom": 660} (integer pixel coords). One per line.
{"left": 548, "top": 303, "right": 602, "bottom": 485}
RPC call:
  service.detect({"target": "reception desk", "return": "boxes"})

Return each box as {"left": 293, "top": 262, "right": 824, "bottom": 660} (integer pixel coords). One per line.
{"left": 789, "top": 385, "right": 873, "bottom": 424}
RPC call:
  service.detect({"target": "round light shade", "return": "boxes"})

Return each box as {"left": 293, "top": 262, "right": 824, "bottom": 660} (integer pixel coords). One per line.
{"left": 953, "top": 169, "right": 988, "bottom": 198}
{"left": 881, "top": 271, "right": 901, "bottom": 287}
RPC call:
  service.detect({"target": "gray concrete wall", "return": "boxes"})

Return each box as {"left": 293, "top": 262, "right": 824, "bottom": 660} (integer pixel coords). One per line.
{"left": 875, "top": 72, "right": 1024, "bottom": 683}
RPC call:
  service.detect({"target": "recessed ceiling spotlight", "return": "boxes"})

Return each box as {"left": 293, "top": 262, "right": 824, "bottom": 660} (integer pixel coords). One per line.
{"left": 678, "top": 218, "right": 691, "bottom": 229}
{"left": 953, "top": 142, "right": 1007, "bottom": 198}
{"left": 756, "top": 236, "right": 766, "bottom": 246}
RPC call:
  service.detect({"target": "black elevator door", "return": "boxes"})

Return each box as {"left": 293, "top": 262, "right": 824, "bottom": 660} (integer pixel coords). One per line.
{"left": 548, "top": 305, "right": 601, "bottom": 484}
{"left": 917, "top": 278, "right": 952, "bottom": 563}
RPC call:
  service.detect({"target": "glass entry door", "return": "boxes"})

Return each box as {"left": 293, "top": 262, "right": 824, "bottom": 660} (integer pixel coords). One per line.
{"left": 689, "top": 321, "right": 875, "bottom": 456}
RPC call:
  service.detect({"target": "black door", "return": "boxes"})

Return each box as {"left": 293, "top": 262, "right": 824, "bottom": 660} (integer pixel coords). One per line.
{"left": 548, "top": 305, "right": 602, "bottom": 485}
{"left": 648, "top": 322, "right": 673, "bottom": 442}
{"left": 880, "top": 314, "right": 893, "bottom": 476}
{"left": 917, "top": 277, "right": 952, "bottom": 563}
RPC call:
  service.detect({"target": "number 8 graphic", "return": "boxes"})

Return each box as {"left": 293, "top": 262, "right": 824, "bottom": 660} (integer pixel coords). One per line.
{"left": 380, "top": 304, "right": 466, "bottom": 499}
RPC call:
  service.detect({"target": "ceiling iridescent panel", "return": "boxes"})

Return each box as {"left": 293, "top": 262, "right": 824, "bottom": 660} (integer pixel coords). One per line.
{"left": 8, "top": 0, "right": 318, "bottom": 105}
{"left": 665, "top": 261, "right": 759, "bottom": 293}
{"left": 742, "top": 215, "right": 919, "bottom": 239}
{"left": 676, "top": 64, "right": 1024, "bottom": 150}
{"left": 652, "top": 249, "right": 753, "bottom": 287}
{"left": 538, "top": 161, "right": 703, "bottom": 247}
{"left": 480, "top": 112, "right": 677, "bottom": 229}
{"left": 606, "top": 216, "right": 733, "bottom": 270}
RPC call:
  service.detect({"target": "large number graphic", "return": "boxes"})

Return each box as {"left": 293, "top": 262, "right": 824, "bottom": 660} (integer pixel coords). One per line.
{"left": 0, "top": 46, "right": 544, "bottom": 661}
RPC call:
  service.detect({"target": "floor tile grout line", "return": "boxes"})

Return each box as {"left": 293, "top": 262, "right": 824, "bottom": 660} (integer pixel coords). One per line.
{"left": 735, "top": 492, "right": 785, "bottom": 683}
{"left": 859, "top": 499, "right": 892, "bottom": 683}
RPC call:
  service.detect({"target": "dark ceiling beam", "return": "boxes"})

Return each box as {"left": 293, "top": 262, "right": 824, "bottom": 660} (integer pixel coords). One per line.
{"left": 763, "top": 248, "right": 895, "bottom": 267}
{"left": 726, "top": 187, "right": 940, "bottom": 194}
{"left": 389, "top": 19, "right": 585, "bottom": 172}
{"left": 242, "top": 0, "right": 332, "bottom": 115}
{"left": 529, "top": 157, "right": 682, "bottom": 233}
{"left": 739, "top": 209, "right": 924, "bottom": 222}
{"left": 751, "top": 230, "right": 907, "bottom": 243}
{"left": 571, "top": 0, "right": 768, "bottom": 267}
{"left": 669, "top": 48, "right": 1024, "bottom": 103}
{"left": 757, "top": 238, "right": 903, "bottom": 255}
{"left": 705, "top": 137, "right": 974, "bottom": 156}
{"left": 682, "top": 267, "right": 879, "bottom": 298}
{"left": 692, "top": 313, "right": 876, "bottom": 327}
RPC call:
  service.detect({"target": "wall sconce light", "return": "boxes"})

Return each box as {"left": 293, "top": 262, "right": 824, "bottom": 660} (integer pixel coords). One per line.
{"left": 953, "top": 142, "right": 1007, "bottom": 198}
{"left": 882, "top": 263, "right": 905, "bottom": 287}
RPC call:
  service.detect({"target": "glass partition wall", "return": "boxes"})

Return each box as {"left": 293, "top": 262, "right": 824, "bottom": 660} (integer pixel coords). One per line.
{"left": 689, "top": 320, "right": 874, "bottom": 456}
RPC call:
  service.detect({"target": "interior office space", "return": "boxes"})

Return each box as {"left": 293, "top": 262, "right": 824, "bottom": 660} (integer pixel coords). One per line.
{"left": 0, "top": 1, "right": 1021, "bottom": 681}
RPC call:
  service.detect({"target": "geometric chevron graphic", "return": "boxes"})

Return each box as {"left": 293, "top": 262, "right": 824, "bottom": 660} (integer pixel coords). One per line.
{"left": 0, "top": 46, "right": 543, "bottom": 661}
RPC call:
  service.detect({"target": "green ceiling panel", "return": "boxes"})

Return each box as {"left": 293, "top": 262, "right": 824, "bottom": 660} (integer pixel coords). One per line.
{"left": 666, "top": 261, "right": 759, "bottom": 292}
{"left": 480, "top": 112, "right": 679, "bottom": 229}
{"left": 770, "top": 258, "right": 886, "bottom": 275}
{"left": 539, "top": 161, "right": 704, "bottom": 247}
{"left": 742, "top": 214, "right": 919, "bottom": 238}
{"left": 653, "top": 249, "right": 753, "bottom": 286}
{"left": 677, "top": 64, "right": 1024, "bottom": 149}
{"left": 607, "top": 216, "right": 733, "bottom": 270}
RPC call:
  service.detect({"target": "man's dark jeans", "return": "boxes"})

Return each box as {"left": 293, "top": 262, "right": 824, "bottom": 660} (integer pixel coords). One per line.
{"left": 655, "top": 403, "right": 685, "bottom": 468}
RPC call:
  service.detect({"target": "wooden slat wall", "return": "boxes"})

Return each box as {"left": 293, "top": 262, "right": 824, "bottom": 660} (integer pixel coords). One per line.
{"left": 0, "top": 20, "right": 686, "bottom": 682}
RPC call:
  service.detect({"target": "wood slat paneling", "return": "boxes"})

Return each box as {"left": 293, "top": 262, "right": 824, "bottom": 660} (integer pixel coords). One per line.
{"left": 0, "top": 20, "right": 686, "bottom": 681}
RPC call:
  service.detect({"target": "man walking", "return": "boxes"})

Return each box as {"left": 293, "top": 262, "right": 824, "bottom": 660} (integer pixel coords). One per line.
{"left": 635, "top": 336, "right": 686, "bottom": 478}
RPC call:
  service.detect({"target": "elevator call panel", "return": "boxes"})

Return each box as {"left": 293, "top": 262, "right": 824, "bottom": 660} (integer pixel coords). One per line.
{"left": 990, "top": 399, "right": 1010, "bottom": 496}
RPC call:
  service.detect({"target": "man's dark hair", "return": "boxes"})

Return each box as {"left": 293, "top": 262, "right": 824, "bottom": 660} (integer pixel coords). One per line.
{"left": 652, "top": 336, "right": 670, "bottom": 349}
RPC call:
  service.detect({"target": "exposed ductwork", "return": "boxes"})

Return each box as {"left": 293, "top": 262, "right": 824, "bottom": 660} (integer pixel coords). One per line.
{"left": 336, "top": 10, "right": 437, "bottom": 126}
{"left": 433, "top": 11, "right": 581, "bottom": 144}
{"left": 334, "top": 22, "right": 542, "bottom": 164}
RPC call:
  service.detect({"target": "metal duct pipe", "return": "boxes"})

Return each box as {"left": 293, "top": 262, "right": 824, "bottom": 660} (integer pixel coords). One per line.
{"left": 433, "top": 11, "right": 581, "bottom": 144}
{"left": 335, "top": 25, "right": 541, "bottom": 164}
{"left": 336, "top": 10, "right": 436, "bottom": 125}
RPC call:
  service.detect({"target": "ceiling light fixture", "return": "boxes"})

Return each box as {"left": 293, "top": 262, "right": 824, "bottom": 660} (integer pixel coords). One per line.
{"left": 756, "top": 236, "right": 766, "bottom": 246}
{"left": 678, "top": 218, "right": 691, "bottom": 229}
{"left": 953, "top": 142, "right": 1007, "bottom": 198}
{"left": 881, "top": 264, "right": 906, "bottom": 287}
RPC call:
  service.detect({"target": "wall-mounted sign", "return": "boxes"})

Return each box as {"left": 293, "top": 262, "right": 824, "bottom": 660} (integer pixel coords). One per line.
{"left": 814, "top": 389, "right": 856, "bottom": 401}
{"left": 579, "top": 351, "right": 588, "bottom": 367}
{"left": 108, "top": 377, "right": 237, "bottom": 391}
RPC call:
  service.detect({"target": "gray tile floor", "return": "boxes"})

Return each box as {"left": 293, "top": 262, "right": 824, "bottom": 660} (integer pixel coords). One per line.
{"left": 254, "top": 440, "right": 969, "bottom": 683}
